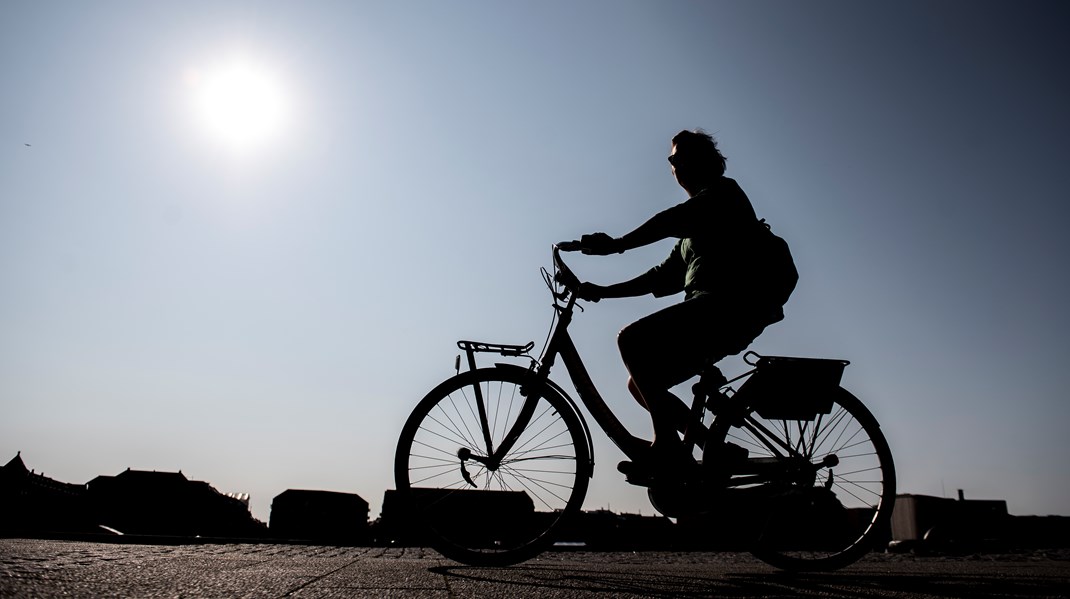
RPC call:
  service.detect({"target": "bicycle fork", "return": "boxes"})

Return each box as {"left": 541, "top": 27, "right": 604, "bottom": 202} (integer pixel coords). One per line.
{"left": 456, "top": 381, "right": 543, "bottom": 486}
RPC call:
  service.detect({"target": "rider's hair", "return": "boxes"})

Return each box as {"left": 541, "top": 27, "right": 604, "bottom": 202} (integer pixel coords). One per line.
{"left": 671, "top": 129, "right": 727, "bottom": 176}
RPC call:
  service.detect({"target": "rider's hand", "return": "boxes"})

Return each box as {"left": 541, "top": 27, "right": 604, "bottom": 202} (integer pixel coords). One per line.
{"left": 580, "top": 232, "right": 622, "bottom": 256}
{"left": 575, "top": 282, "right": 604, "bottom": 303}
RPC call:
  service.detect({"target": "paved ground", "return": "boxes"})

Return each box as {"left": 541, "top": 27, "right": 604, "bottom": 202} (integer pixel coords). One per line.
{"left": 1, "top": 539, "right": 1068, "bottom": 598}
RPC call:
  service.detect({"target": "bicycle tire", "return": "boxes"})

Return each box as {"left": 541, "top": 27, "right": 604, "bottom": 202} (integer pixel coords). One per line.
{"left": 717, "top": 386, "right": 896, "bottom": 571}
{"left": 394, "top": 367, "right": 592, "bottom": 566}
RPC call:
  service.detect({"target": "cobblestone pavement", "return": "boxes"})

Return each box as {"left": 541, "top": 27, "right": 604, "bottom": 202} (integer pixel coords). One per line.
{"left": 1, "top": 539, "right": 1068, "bottom": 598}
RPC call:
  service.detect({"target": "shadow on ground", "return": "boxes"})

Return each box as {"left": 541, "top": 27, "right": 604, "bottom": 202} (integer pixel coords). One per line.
{"left": 430, "top": 561, "right": 1066, "bottom": 598}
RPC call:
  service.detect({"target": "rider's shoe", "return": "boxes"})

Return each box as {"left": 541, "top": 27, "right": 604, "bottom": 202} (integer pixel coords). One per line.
{"left": 617, "top": 460, "right": 698, "bottom": 486}
{"left": 617, "top": 444, "right": 699, "bottom": 486}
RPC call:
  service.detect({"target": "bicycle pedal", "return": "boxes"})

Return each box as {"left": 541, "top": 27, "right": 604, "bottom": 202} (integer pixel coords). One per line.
{"left": 618, "top": 459, "right": 701, "bottom": 487}
{"left": 617, "top": 461, "right": 656, "bottom": 487}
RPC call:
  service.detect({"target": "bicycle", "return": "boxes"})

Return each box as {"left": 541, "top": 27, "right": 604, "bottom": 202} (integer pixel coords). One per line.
{"left": 394, "top": 244, "right": 895, "bottom": 571}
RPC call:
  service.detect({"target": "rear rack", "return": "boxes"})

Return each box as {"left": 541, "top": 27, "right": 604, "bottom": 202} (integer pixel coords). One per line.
{"left": 458, "top": 340, "right": 535, "bottom": 356}
{"left": 457, "top": 340, "right": 535, "bottom": 373}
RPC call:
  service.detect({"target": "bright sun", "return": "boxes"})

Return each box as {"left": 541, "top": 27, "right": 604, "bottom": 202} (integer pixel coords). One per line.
{"left": 190, "top": 59, "right": 288, "bottom": 152}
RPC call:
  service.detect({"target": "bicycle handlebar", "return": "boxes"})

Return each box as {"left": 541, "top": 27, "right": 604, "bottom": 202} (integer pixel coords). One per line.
{"left": 552, "top": 243, "right": 583, "bottom": 292}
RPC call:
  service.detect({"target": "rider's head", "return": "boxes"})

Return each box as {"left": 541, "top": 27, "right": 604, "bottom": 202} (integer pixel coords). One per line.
{"left": 668, "top": 129, "right": 726, "bottom": 196}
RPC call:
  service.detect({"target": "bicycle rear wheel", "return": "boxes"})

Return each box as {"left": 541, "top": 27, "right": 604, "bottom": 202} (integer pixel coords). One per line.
{"left": 725, "top": 387, "right": 895, "bottom": 571}
{"left": 394, "top": 367, "right": 591, "bottom": 566}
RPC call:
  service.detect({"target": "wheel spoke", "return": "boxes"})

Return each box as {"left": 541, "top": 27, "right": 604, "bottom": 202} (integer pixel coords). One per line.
{"left": 832, "top": 479, "right": 877, "bottom": 505}
{"left": 414, "top": 428, "right": 471, "bottom": 457}
{"left": 499, "top": 463, "right": 572, "bottom": 509}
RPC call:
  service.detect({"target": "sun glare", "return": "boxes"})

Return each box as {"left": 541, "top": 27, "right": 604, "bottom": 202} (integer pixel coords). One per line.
{"left": 190, "top": 59, "right": 288, "bottom": 153}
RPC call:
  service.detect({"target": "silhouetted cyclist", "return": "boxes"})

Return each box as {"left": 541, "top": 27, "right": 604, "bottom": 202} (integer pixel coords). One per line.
{"left": 574, "top": 129, "right": 796, "bottom": 480}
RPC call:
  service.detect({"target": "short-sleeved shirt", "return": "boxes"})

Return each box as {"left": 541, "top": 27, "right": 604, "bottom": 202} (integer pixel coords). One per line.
{"left": 645, "top": 177, "right": 775, "bottom": 313}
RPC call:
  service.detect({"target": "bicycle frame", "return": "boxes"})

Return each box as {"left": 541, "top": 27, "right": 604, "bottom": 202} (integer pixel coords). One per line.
{"left": 537, "top": 290, "right": 649, "bottom": 461}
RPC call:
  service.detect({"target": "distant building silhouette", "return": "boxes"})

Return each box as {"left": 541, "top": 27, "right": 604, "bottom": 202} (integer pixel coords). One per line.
{"left": 892, "top": 492, "right": 1007, "bottom": 547}
{"left": 88, "top": 468, "right": 266, "bottom": 538}
{"left": 0, "top": 453, "right": 93, "bottom": 535}
{"left": 887, "top": 491, "right": 1070, "bottom": 553}
{"left": 377, "top": 488, "right": 537, "bottom": 547}
{"left": 377, "top": 489, "right": 677, "bottom": 550}
{"left": 0, "top": 454, "right": 265, "bottom": 538}
{"left": 269, "top": 489, "right": 369, "bottom": 543}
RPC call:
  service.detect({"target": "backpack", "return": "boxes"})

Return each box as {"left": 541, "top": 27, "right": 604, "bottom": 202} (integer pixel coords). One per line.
{"left": 752, "top": 219, "right": 798, "bottom": 309}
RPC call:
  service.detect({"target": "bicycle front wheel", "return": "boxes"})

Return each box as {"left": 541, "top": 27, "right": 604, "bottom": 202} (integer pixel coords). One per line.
{"left": 394, "top": 367, "right": 591, "bottom": 566}
{"left": 728, "top": 387, "right": 896, "bottom": 571}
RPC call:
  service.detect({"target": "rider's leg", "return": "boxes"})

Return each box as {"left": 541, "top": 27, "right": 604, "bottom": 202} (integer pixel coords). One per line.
{"left": 617, "top": 316, "right": 701, "bottom": 457}
{"left": 617, "top": 295, "right": 761, "bottom": 458}
{"left": 628, "top": 377, "right": 687, "bottom": 454}
{"left": 627, "top": 377, "right": 700, "bottom": 439}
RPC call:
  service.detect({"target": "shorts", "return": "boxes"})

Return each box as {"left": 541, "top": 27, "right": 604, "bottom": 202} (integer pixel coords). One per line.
{"left": 616, "top": 293, "right": 773, "bottom": 389}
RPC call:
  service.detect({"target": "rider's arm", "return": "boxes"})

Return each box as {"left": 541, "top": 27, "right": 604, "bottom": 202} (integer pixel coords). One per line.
{"left": 584, "top": 270, "right": 659, "bottom": 299}
{"left": 614, "top": 207, "right": 687, "bottom": 253}
{"left": 579, "top": 242, "right": 685, "bottom": 300}
{"left": 584, "top": 200, "right": 696, "bottom": 255}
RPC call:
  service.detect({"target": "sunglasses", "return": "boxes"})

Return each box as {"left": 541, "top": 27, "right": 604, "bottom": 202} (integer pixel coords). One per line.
{"left": 667, "top": 153, "right": 688, "bottom": 167}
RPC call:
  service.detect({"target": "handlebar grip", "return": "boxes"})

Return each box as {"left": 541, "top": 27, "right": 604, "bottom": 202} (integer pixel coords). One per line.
{"left": 556, "top": 240, "right": 582, "bottom": 252}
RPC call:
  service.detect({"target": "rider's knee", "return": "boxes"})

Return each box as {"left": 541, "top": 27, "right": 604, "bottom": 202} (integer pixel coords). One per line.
{"left": 617, "top": 322, "right": 642, "bottom": 358}
{"left": 627, "top": 377, "right": 648, "bottom": 408}
{"left": 618, "top": 324, "right": 665, "bottom": 386}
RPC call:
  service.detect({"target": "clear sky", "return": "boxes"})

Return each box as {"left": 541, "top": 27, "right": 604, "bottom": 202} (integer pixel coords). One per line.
{"left": 2, "top": 1, "right": 1068, "bottom": 523}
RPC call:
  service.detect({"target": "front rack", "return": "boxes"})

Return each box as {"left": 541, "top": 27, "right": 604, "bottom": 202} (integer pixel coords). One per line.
{"left": 456, "top": 340, "right": 535, "bottom": 373}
